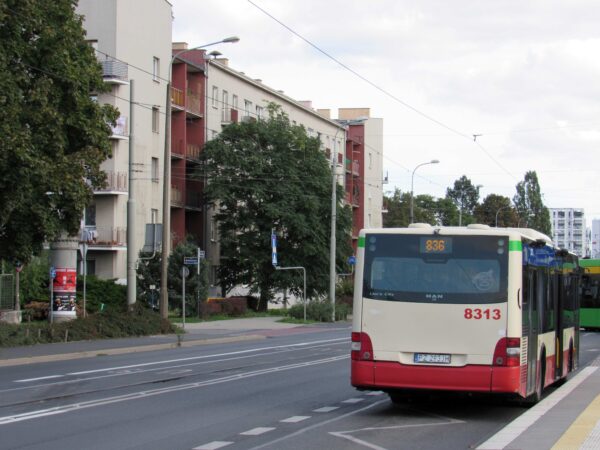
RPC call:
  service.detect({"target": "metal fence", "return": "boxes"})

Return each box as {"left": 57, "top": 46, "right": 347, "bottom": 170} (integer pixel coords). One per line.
{"left": 0, "top": 274, "right": 14, "bottom": 310}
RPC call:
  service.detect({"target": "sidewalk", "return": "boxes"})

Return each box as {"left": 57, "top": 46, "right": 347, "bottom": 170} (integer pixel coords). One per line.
{"left": 477, "top": 357, "right": 600, "bottom": 450}
{"left": 0, "top": 317, "right": 318, "bottom": 367}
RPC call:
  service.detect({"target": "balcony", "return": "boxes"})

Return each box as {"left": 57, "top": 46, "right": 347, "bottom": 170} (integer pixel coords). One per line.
{"left": 100, "top": 59, "right": 129, "bottom": 85}
{"left": 186, "top": 90, "right": 202, "bottom": 118}
{"left": 171, "top": 185, "right": 183, "bottom": 208}
{"left": 186, "top": 144, "right": 201, "bottom": 162}
{"left": 185, "top": 190, "right": 203, "bottom": 211}
{"left": 80, "top": 226, "right": 126, "bottom": 249}
{"left": 110, "top": 116, "right": 128, "bottom": 140}
{"left": 171, "top": 86, "right": 185, "bottom": 110}
{"left": 345, "top": 159, "right": 359, "bottom": 176}
{"left": 94, "top": 171, "right": 128, "bottom": 195}
{"left": 172, "top": 139, "right": 185, "bottom": 159}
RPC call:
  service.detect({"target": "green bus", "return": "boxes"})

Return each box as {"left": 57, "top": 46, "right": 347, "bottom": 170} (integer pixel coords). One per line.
{"left": 580, "top": 259, "right": 600, "bottom": 330}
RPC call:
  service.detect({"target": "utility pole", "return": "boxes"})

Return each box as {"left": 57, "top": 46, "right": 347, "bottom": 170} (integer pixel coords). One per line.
{"left": 127, "top": 79, "right": 136, "bottom": 308}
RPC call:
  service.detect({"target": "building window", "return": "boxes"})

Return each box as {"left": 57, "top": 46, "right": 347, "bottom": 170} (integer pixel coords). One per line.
{"left": 151, "top": 157, "right": 159, "bottom": 182}
{"left": 151, "top": 208, "right": 159, "bottom": 224}
{"left": 256, "top": 105, "right": 263, "bottom": 119}
{"left": 153, "top": 57, "right": 160, "bottom": 82}
{"left": 212, "top": 86, "right": 218, "bottom": 108}
{"left": 244, "top": 100, "right": 252, "bottom": 116}
{"left": 232, "top": 94, "right": 238, "bottom": 110}
{"left": 222, "top": 90, "right": 229, "bottom": 121}
{"left": 84, "top": 203, "right": 96, "bottom": 226}
{"left": 152, "top": 107, "right": 159, "bottom": 133}
{"left": 85, "top": 259, "right": 96, "bottom": 276}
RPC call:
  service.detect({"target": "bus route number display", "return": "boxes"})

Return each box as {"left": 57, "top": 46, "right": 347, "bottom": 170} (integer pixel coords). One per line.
{"left": 420, "top": 237, "right": 452, "bottom": 254}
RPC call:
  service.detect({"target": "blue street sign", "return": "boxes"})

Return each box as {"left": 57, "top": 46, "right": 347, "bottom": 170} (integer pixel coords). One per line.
{"left": 50, "top": 267, "right": 56, "bottom": 279}
{"left": 184, "top": 257, "right": 199, "bottom": 265}
{"left": 348, "top": 255, "right": 356, "bottom": 266}
{"left": 271, "top": 233, "right": 277, "bottom": 267}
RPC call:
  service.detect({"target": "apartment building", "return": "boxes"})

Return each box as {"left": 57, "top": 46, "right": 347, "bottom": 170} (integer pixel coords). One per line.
{"left": 77, "top": 0, "right": 172, "bottom": 281}
{"left": 550, "top": 208, "right": 587, "bottom": 257}
{"left": 591, "top": 219, "right": 600, "bottom": 259}
{"left": 335, "top": 108, "right": 384, "bottom": 252}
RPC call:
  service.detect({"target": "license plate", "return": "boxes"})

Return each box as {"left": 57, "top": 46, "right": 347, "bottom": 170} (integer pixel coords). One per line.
{"left": 413, "top": 353, "right": 451, "bottom": 364}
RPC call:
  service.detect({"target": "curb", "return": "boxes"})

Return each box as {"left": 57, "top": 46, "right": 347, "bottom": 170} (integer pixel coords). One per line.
{"left": 0, "top": 334, "right": 266, "bottom": 368}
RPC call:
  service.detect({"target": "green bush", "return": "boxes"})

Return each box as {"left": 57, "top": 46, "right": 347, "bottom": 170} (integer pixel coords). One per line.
{"left": 0, "top": 304, "right": 175, "bottom": 347}
{"left": 76, "top": 275, "right": 127, "bottom": 313}
{"left": 287, "top": 299, "right": 350, "bottom": 322}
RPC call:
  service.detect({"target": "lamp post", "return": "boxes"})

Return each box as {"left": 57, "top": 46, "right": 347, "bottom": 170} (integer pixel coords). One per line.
{"left": 160, "top": 36, "right": 239, "bottom": 319}
{"left": 410, "top": 160, "right": 439, "bottom": 224}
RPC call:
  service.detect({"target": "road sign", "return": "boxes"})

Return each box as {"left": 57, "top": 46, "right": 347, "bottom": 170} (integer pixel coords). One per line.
{"left": 181, "top": 266, "right": 190, "bottom": 278}
{"left": 198, "top": 250, "right": 206, "bottom": 259}
{"left": 348, "top": 255, "right": 356, "bottom": 266}
{"left": 271, "top": 233, "right": 277, "bottom": 267}
{"left": 183, "top": 257, "right": 198, "bottom": 265}
{"left": 50, "top": 267, "right": 56, "bottom": 279}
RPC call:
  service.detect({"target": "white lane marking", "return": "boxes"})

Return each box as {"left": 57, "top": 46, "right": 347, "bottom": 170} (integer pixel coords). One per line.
{"left": 280, "top": 416, "right": 310, "bottom": 423}
{"left": 240, "top": 427, "right": 275, "bottom": 436}
{"left": 12, "top": 337, "right": 348, "bottom": 382}
{"left": 330, "top": 417, "right": 464, "bottom": 450}
{"left": 14, "top": 375, "right": 64, "bottom": 383}
{"left": 248, "top": 400, "right": 388, "bottom": 450}
{"left": 476, "top": 366, "right": 598, "bottom": 449}
{"left": 313, "top": 406, "right": 339, "bottom": 413}
{"left": 365, "top": 391, "right": 384, "bottom": 396}
{"left": 192, "top": 441, "right": 233, "bottom": 450}
{"left": 0, "top": 355, "right": 348, "bottom": 425}
{"left": 342, "top": 398, "right": 364, "bottom": 404}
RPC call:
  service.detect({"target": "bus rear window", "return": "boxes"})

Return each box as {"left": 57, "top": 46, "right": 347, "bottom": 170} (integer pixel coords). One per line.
{"left": 363, "top": 234, "right": 509, "bottom": 304}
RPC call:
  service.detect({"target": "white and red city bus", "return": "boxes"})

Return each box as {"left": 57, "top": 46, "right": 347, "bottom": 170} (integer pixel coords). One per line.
{"left": 351, "top": 224, "right": 580, "bottom": 404}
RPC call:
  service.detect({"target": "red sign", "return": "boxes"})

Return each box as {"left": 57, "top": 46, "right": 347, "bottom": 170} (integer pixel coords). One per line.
{"left": 53, "top": 268, "right": 77, "bottom": 293}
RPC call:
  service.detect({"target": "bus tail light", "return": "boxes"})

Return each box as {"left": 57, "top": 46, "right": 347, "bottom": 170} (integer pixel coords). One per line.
{"left": 351, "top": 332, "right": 374, "bottom": 361}
{"left": 493, "top": 337, "right": 521, "bottom": 367}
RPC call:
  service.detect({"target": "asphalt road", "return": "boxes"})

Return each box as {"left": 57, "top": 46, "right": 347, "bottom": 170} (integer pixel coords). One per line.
{"left": 1, "top": 325, "right": 599, "bottom": 450}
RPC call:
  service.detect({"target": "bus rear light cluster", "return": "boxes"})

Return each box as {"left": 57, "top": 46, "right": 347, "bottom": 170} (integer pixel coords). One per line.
{"left": 493, "top": 337, "right": 521, "bottom": 367}
{"left": 351, "top": 332, "right": 374, "bottom": 361}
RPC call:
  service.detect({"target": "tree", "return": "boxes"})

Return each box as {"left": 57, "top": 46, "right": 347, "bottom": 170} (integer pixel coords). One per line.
{"left": 446, "top": 175, "right": 481, "bottom": 226}
{"left": 474, "top": 194, "right": 517, "bottom": 227}
{"left": 200, "top": 105, "right": 352, "bottom": 310}
{"left": 513, "top": 171, "right": 551, "bottom": 235}
{"left": 383, "top": 189, "right": 410, "bottom": 227}
{"left": 137, "top": 239, "right": 209, "bottom": 315}
{"left": 435, "top": 197, "right": 459, "bottom": 226}
{"left": 0, "top": 1, "right": 118, "bottom": 264}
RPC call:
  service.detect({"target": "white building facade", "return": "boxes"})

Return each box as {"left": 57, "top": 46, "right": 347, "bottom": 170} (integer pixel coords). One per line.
{"left": 203, "top": 59, "right": 348, "bottom": 285}
{"left": 550, "top": 208, "right": 587, "bottom": 257}
{"left": 77, "top": 0, "right": 172, "bottom": 281}
{"left": 591, "top": 219, "right": 600, "bottom": 259}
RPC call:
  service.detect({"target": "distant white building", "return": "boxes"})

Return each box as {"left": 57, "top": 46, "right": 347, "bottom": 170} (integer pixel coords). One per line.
{"left": 591, "top": 219, "right": 600, "bottom": 258}
{"left": 550, "top": 208, "right": 586, "bottom": 257}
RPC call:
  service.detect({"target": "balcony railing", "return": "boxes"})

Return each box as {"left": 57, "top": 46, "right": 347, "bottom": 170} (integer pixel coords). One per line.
{"left": 80, "top": 226, "right": 126, "bottom": 247}
{"left": 171, "top": 86, "right": 185, "bottom": 109}
{"left": 100, "top": 59, "right": 128, "bottom": 84}
{"left": 185, "top": 190, "right": 203, "bottom": 210}
{"left": 171, "top": 185, "right": 183, "bottom": 207}
{"left": 187, "top": 144, "right": 201, "bottom": 161}
{"left": 110, "top": 116, "right": 128, "bottom": 139}
{"left": 94, "top": 171, "right": 128, "bottom": 194}
{"left": 186, "top": 90, "right": 201, "bottom": 117}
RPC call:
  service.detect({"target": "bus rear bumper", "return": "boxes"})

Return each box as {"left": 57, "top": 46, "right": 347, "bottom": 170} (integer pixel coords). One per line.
{"left": 352, "top": 360, "right": 521, "bottom": 394}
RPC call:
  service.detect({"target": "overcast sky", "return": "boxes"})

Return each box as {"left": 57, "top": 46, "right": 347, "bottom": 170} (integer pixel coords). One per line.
{"left": 171, "top": 0, "right": 600, "bottom": 225}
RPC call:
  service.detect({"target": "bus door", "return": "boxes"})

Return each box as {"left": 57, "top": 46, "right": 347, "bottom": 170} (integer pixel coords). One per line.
{"left": 553, "top": 271, "right": 564, "bottom": 379}
{"left": 523, "top": 266, "right": 538, "bottom": 395}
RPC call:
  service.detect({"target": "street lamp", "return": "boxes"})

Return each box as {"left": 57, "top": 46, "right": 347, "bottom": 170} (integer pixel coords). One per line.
{"left": 410, "top": 160, "right": 439, "bottom": 224}
{"left": 160, "top": 36, "right": 240, "bottom": 319}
